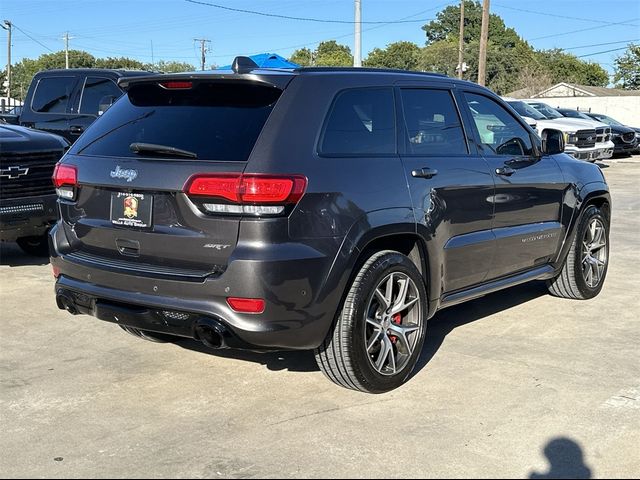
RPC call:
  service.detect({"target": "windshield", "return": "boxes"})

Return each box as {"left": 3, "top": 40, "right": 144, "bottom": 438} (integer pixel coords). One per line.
{"left": 507, "top": 101, "right": 546, "bottom": 120}
{"left": 559, "top": 109, "right": 593, "bottom": 120}
{"left": 72, "top": 81, "right": 282, "bottom": 161}
{"left": 528, "top": 102, "right": 563, "bottom": 120}
{"left": 591, "top": 114, "right": 623, "bottom": 127}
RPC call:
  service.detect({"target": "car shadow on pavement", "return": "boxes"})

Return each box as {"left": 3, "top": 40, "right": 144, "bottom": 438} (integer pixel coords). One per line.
{"left": 174, "top": 281, "right": 549, "bottom": 376}
{"left": 0, "top": 242, "right": 50, "bottom": 266}
{"left": 528, "top": 436, "right": 592, "bottom": 479}
{"left": 413, "top": 281, "right": 549, "bottom": 377}
{"left": 172, "top": 338, "right": 320, "bottom": 373}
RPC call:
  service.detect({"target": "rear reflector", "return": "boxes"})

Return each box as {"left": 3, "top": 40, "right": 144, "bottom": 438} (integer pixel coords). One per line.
{"left": 227, "top": 297, "right": 265, "bottom": 314}
{"left": 159, "top": 81, "right": 193, "bottom": 89}
{"left": 52, "top": 265, "right": 60, "bottom": 278}
{"left": 52, "top": 164, "right": 77, "bottom": 188}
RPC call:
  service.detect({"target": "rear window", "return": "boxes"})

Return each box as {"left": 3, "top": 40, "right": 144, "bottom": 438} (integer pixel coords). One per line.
{"left": 319, "top": 88, "right": 395, "bottom": 156}
{"left": 72, "top": 82, "right": 282, "bottom": 161}
{"left": 32, "top": 76, "right": 76, "bottom": 113}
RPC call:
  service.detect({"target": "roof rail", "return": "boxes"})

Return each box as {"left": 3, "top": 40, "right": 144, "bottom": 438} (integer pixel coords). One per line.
{"left": 295, "top": 66, "right": 448, "bottom": 77}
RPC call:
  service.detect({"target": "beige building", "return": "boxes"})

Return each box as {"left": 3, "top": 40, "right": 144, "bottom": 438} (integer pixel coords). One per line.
{"left": 506, "top": 83, "right": 640, "bottom": 126}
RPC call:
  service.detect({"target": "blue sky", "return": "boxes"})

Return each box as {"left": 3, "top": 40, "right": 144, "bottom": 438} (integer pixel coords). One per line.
{"left": 2, "top": 0, "right": 639, "bottom": 80}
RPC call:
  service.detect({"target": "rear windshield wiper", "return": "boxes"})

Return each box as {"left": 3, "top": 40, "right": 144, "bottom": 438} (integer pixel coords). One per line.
{"left": 129, "top": 142, "right": 198, "bottom": 159}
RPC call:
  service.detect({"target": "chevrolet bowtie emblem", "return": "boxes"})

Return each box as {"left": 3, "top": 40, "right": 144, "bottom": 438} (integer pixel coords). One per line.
{"left": 0, "top": 166, "right": 30, "bottom": 179}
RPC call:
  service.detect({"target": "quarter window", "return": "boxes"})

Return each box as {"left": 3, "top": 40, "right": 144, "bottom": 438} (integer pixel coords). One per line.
{"left": 464, "top": 92, "right": 534, "bottom": 156}
{"left": 320, "top": 88, "right": 395, "bottom": 156}
{"left": 32, "top": 77, "right": 75, "bottom": 113}
{"left": 79, "top": 77, "right": 122, "bottom": 115}
{"left": 400, "top": 89, "right": 467, "bottom": 155}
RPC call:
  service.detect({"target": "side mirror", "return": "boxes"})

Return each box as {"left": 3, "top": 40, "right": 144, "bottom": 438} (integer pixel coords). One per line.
{"left": 541, "top": 129, "right": 565, "bottom": 155}
{"left": 522, "top": 116, "right": 538, "bottom": 129}
{"left": 98, "top": 95, "right": 117, "bottom": 116}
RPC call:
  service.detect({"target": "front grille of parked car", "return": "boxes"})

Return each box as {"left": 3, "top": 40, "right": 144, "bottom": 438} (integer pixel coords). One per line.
{"left": 574, "top": 129, "right": 597, "bottom": 148}
{"left": 595, "top": 127, "right": 611, "bottom": 143}
{"left": 0, "top": 150, "right": 63, "bottom": 199}
{"left": 622, "top": 132, "right": 635, "bottom": 143}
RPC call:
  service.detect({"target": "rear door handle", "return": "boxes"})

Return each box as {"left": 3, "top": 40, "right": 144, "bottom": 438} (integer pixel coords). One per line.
{"left": 495, "top": 166, "right": 516, "bottom": 176}
{"left": 70, "top": 125, "right": 84, "bottom": 135}
{"left": 411, "top": 167, "right": 438, "bottom": 179}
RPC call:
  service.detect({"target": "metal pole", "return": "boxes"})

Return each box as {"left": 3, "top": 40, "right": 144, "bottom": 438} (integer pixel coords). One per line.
{"left": 64, "top": 32, "right": 69, "bottom": 69}
{"left": 457, "top": 0, "right": 465, "bottom": 79}
{"left": 354, "top": 0, "right": 361, "bottom": 67}
{"left": 477, "top": 0, "right": 490, "bottom": 86}
{"left": 3, "top": 20, "right": 12, "bottom": 102}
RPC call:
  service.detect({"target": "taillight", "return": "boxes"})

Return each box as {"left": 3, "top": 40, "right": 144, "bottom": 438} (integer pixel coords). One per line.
{"left": 186, "top": 174, "right": 307, "bottom": 216}
{"left": 52, "top": 164, "right": 77, "bottom": 200}
{"left": 227, "top": 297, "right": 265, "bottom": 314}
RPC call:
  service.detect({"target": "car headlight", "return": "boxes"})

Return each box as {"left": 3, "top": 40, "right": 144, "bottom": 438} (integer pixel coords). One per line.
{"left": 563, "top": 132, "right": 579, "bottom": 144}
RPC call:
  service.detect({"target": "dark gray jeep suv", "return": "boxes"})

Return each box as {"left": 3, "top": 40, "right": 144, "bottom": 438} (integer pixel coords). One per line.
{"left": 50, "top": 59, "right": 611, "bottom": 393}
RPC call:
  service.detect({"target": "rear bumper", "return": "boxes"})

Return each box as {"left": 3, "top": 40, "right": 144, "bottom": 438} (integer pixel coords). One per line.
{"left": 49, "top": 224, "right": 342, "bottom": 350}
{"left": 0, "top": 194, "right": 57, "bottom": 242}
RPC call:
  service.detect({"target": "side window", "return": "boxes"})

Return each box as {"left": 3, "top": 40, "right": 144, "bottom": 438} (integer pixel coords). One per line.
{"left": 400, "top": 89, "right": 467, "bottom": 155}
{"left": 464, "top": 92, "right": 534, "bottom": 156}
{"left": 31, "top": 77, "right": 76, "bottom": 113}
{"left": 79, "top": 77, "right": 122, "bottom": 115}
{"left": 320, "top": 88, "right": 395, "bottom": 156}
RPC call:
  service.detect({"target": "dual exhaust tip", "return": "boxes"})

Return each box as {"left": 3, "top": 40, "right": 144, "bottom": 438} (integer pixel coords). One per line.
{"left": 56, "top": 292, "right": 229, "bottom": 350}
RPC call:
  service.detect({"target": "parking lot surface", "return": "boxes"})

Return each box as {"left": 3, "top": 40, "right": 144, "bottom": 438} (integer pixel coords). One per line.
{"left": 1, "top": 156, "right": 639, "bottom": 478}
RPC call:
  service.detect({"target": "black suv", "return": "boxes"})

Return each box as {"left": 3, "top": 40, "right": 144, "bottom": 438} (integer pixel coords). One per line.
{"left": 50, "top": 61, "right": 611, "bottom": 393}
{"left": 1, "top": 123, "right": 68, "bottom": 255}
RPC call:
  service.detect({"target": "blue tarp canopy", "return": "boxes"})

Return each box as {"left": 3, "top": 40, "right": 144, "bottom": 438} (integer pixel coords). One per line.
{"left": 217, "top": 53, "right": 299, "bottom": 70}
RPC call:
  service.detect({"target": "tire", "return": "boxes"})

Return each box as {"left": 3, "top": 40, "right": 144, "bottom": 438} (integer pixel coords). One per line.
{"left": 314, "top": 250, "right": 428, "bottom": 393}
{"left": 16, "top": 234, "right": 50, "bottom": 257}
{"left": 547, "top": 205, "right": 609, "bottom": 299}
{"left": 119, "top": 325, "right": 175, "bottom": 343}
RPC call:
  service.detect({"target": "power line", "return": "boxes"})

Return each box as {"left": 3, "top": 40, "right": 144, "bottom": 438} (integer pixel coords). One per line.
{"left": 564, "top": 39, "right": 640, "bottom": 50}
{"left": 494, "top": 3, "right": 638, "bottom": 27}
{"left": 11, "top": 23, "right": 54, "bottom": 52}
{"left": 577, "top": 46, "right": 630, "bottom": 58}
{"left": 184, "top": 0, "right": 447, "bottom": 24}
{"left": 529, "top": 19, "right": 640, "bottom": 41}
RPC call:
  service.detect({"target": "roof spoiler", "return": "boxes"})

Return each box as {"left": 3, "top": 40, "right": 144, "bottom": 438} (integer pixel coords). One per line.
{"left": 232, "top": 56, "right": 259, "bottom": 74}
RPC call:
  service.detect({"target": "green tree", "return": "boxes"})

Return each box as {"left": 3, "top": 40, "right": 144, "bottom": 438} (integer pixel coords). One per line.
{"left": 418, "top": 40, "right": 459, "bottom": 76}
{"left": 535, "top": 49, "right": 609, "bottom": 87}
{"left": 422, "top": 0, "right": 520, "bottom": 49}
{"left": 288, "top": 48, "right": 314, "bottom": 67}
{"left": 94, "top": 56, "right": 147, "bottom": 70}
{"left": 315, "top": 40, "right": 353, "bottom": 67}
{"left": 150, "top": 60, "right": 196, "bottom": 73}
{"left": 364, "top": 41, "right": 421, "bottom": 70}
{"left": 289, "top": 41, "right": 352, "bottom": 67}
{"left": 613, "top": 44, "right": 640, "bottom": 89}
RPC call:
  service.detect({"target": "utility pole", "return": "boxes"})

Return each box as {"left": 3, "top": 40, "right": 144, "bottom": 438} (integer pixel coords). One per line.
{"left": 194, "top": 38, "right": 211, "bottom": 71}
{"left": 457, "top": 0, "right": 465, "bottom": 79}
{"left": 477, "top": 0, "right": 490, "bottom": 86}
{"left": 2, "top": 20, "right": 11, "bottom": 102}
{"left": 354, "top": 0, "right": 361, "bottom": 67}
{"left": 63, "top": 31, "right": 71, "bottom": 69}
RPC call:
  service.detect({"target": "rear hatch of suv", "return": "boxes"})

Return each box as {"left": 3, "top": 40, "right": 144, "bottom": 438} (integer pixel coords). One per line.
{"left": 55, "top": 74, "right": 294, "bottom": 279}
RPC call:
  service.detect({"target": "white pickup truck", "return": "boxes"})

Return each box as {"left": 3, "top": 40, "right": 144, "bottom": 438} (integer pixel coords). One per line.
{"left": 504, "top": 99, "right": 614, "bottom": 162}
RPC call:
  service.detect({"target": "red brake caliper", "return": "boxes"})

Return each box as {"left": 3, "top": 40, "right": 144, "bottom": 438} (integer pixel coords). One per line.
{"left": 389, "top": 313, "right": 402, "bottom": 344}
